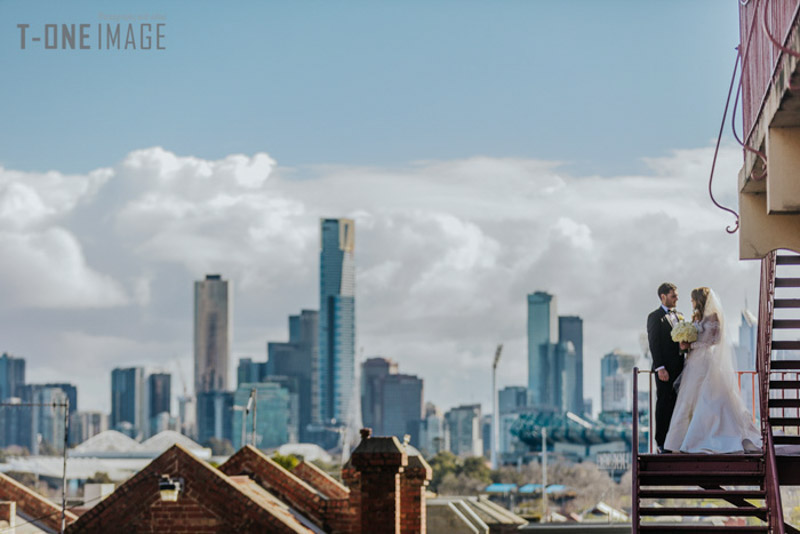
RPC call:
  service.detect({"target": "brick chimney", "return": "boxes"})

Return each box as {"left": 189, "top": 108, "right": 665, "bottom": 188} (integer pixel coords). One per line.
{"left": 349, "top": 428, "right": 408, "bottom": 534}
{"left": 400, "top": 442, "right": 432, "bottom": 534}
{"left": 0, "top": 501, "right": 16, "bottom": 533}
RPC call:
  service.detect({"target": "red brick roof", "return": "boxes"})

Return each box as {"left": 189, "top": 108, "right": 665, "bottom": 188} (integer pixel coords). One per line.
{"left": 66, "top": 444, "right": 319, "bottom": 533}
{"left": 0, "top": 471, "right": 78, "bottom": 532}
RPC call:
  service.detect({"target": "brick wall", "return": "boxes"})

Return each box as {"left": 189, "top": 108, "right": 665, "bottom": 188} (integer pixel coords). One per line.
{"left": 350, "top": 429, "right": 407, "bottom": 534}
{"left": 400, "top": 455, "right": 432, "bottom": 534}
{"left": 294, "top": 460, "right": 349, "bottom": 500}
{"left": 0, "top": 501, "right": 15, "bottom": 530}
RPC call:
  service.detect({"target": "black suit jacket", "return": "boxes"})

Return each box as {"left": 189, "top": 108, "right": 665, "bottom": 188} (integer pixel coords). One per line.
{"left": 647, "top": 307, "right": 683, "bottom": 383}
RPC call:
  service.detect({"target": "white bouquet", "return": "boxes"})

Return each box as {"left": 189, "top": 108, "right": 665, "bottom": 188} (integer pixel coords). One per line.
{"left": 671, "top": 320, "right": 698, "bottom": 343}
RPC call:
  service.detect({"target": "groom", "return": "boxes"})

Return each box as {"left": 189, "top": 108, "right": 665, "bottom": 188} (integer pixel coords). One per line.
{"left": 647, "top": 282, "right": 684, "bottom": 453}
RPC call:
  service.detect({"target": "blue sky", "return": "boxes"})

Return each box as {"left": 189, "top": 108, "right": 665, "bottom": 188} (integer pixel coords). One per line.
{"left": 0, "top": 1, "right": 756, "bottom": 417}
{"left": 1, "top": 1, "right": 740, "bottom": 176}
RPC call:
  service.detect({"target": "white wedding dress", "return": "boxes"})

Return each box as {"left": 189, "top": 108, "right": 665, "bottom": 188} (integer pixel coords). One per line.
{"left": 663, "top": 291, "right": 762, "bottom": 453}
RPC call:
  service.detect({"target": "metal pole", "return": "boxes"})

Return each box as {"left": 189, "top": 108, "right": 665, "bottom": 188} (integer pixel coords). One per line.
{"left": 61, "top": 397, "right": 69, "bottom": 534}
{"left": 648, "top": 371, "right": 654, "bottom": 454}
{"left": 632, "top": 367, "right": 639, "bottom": 533}
{"left": 251, "top": 388, "right": 257, "bottom": 447}
{"left": 491, "top": 344, "right": 503, "bottom": 470}
{"left": 541, "top": 427, "right": 547, "bottom": 523}
{"left": 492, "top": 363, "right": 497, "bottom": 469}
{"left": 241, "top": 407, "right": 246, "bottom": 449}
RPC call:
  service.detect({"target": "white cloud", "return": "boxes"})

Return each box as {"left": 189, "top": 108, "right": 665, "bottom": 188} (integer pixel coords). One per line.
{"left": 0, "top": 145, "right": 758, "bottom": 417}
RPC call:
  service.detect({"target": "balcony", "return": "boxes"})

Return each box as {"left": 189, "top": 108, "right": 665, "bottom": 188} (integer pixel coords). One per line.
{"left": 738, "top": 1, "right": 800, "bottom": 259}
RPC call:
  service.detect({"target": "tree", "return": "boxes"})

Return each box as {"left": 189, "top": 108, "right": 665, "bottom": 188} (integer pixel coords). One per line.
{"left": 429, "top": 451, "right": 459, "bottom": 491}
{"left": 272, "top": 452, "right": 299, "bottom": 471}
{"left": 87, "top": 472, "right": 113, "bottom": 484}
{"left": 429, "top": 452, "right": 492, "bottom": 494}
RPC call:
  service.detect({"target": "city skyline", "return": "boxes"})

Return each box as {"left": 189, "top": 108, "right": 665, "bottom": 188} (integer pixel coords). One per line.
{"left": 0, "top": 2, "right": 760, "bottom": 419}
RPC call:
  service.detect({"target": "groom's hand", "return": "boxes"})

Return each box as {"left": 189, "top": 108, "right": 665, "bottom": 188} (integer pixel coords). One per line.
{"left": 657, "top": 368, "right": 669, "bottom": 382}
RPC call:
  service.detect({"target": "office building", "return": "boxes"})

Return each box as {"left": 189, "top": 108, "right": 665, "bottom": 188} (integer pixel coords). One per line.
{"left": 0, "top": 352, "right": 25, "bottom": 402}
{"left": 148, "top": 372, "right": 171, "bottom": 437}
{"left": 232, "top": 382, "right": 294, "bottom": 450}
{"left": 266, "top": 309, "right": 317, "bottom": 441}
{"left": 600, "top": 350, "right": 638, "bottom": 413}
{"left": 445, "top": 404, "right": 483, "bottom": 457}
{"left": 41, "top": 383, "right": 77, "bottom": 415}
{"left": 111, "top": 367, "right": 145, "bottom": 438}
{"left": 237, "top": 358, "right": 268, "bottom": 387}
{"left": 194, "top": 274, "right": 230, "bottom": 394}
{"left": 419, "top": 403, "right": 445, "bottom": 456}
{"left": 499, "top": 386, "right": 527, "bottom": 414}
{"left": 148, "top": 373, "right": 171, "bottom": 417}
{"left": 70, "top": 411, "right": 109, "bottom": 444}
{"left": 559, "top": 315, "right": 584, "bottom": 414}
{"left": 361, "top": 357, "right": 398, "bottom": 434}
{"left": 527, "top": 292, "right": 558, "bottom": 409}
{"left": 381, "top": 373, "right": 423, "bottom": 445}
{"left": 736, "top": 309, "right": 759, "bottom": 410}
{"left": 178, "top": 395, "right": 197, "bottom": 439}
{"left": 22, "top": 385, "right": 68, "bottom": 454}
{"left": 196, "top": 391, "right": 233, "bottom": 445}
{"left": 316, "top": 218, "right": 356, "bottom": 427}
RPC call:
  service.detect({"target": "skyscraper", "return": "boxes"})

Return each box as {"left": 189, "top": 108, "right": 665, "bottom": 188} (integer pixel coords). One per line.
{"left": 194, "top": 274, "right": 230, "bottom": 394}
{"left": 267, "top": 309, "right": 317, "bottom": 441}
{"left": 527, "top": 292, "right": 558, "bottom": 409}
{"left": 196, "top": 391, "right": 233, "bottom": 445}
{"left": 148, "top": 372, "right": 171, "bottom": 436}
{"left": 0, "top": 352, "right": 25, "bottom": 402}
{"left": 361, "top": 357, "right": 398, "bottom": 433}
{"left": 559, "top": 316, "right": 584, "bottom": 414}
{"left": 381, "top": 373, "right": 423, "bottom": 445}
{"left": 445, "top": 404, "right": 483, "bottom": 457}
{"left": 237, "top": 358, "right": 269, "bottom": 386}
{"left": 232, "top": 382, "right": 294, "bottom": 450}
{"left": 600, "top": 349, "right": 637, "bottom": 412}
{"left": 316, "top": 218, "right": 356, "bottom": 427}
{"left": 110, "top": 367, "right": 145, "bottom": 437}
{"left": 498, "top": 386, "right": 528, "bottom": 414}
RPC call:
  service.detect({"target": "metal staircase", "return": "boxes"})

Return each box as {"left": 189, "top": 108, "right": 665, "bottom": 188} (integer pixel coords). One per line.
{"left": 632, "top": 251, "right": 800, "bottom": 533}
{"left": 768, "top": 253, "right": 800, "bottom": 447}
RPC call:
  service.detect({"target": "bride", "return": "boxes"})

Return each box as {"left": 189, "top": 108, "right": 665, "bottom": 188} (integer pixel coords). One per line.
{"left": 663, "top": 287, "right": 762, "bottom": 453}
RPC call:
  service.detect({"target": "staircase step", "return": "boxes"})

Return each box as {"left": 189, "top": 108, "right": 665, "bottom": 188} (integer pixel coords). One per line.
{"left": 770, "top": 359, "right": 800, "bottom": 369}
{"left": 776, "top": 278, "right": 800, "bottom": 287}
{"left": 773, "top": 340, "right": 800, "bottom": 351}
{"left": 639, "top": 526, "right": 767, "bottom": 533}
{"left": 640, "top": 489, "right": 765, "bottom": 499}
{"left": 774, "top": 319, "right": 800, "bottom": 329}
{"left": 639, "top": 472, "right": 762, "bottom": 486}
{"left": 770, "top": 380, "right": 799, "bottom": 389}
{"left": 774, "top": 434, "right": 800, "bottom": 444}
{"left": 774, "top": 299, "right": 800, "bottom": 308}
{"left": 777, "top": 255, "right": 800, "bottom": 265}
{"left": 769, "top": 417, "right": 800, "bottom": 426}
{"left": 640, "top": 506, "right": 767, "bottom": 516}
{"left": 769, "top": 398, "right": 800, "bottom": 407}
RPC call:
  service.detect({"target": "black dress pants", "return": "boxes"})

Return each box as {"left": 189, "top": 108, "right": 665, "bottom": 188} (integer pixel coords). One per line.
{"left": 655, "top": 377, "right": 677, "bottom": 449}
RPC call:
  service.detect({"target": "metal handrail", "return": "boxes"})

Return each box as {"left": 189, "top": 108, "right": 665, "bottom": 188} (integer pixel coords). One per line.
{"left": 758, "top": 252, "right": 782, "bottom": 532}
{"left": 631, "top": 366, "right": 639, "bottom": 532}
{"left": 633, "top": 369, "right": 760, "bottom": 454}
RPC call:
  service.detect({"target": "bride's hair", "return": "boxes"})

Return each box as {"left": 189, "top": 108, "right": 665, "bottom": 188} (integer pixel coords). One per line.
{"left": 692, "top": 287, "right": 711, "bottom": 322}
